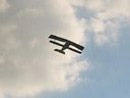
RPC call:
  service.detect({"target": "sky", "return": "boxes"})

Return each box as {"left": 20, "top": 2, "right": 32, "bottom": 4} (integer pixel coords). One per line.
{"left": 0, "top": 0, "right": 130, "bottom": 98}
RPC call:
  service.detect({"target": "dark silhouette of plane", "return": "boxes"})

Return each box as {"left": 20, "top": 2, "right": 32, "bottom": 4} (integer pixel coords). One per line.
{"left": 48, "top": 35, "right": 84, "bottom": 54}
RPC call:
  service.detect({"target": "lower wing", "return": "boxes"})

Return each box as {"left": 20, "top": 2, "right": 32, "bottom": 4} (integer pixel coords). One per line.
{"left": 49, "top": 41, "right": 82, "bottom": 54}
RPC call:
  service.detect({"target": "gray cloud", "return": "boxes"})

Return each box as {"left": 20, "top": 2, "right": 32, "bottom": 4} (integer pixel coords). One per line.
{"left": 0, "top": 0, "right": 9, "bottom": 12}
{"left": 69, "top": 0, "right": 130, "bottom": 45}
{"left": 0, "top": 0, "right": 88, "bottom": 97}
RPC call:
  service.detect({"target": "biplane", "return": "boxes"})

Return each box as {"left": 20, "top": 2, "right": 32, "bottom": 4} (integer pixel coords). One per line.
{"left": 48, "top": 34, "right": 84, "bottom": 54}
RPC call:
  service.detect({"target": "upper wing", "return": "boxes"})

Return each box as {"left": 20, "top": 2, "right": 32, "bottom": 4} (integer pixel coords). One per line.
{"left": 70, "top": 42, "right": 84, "bottom": 51}
{"left": 49, "top": 35, "right": 67, "bottom": 42}
{"left": 49, "top": 35, "right": 84, "bottom": 50}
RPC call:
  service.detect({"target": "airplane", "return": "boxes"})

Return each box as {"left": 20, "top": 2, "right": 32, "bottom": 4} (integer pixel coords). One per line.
{"left": 48, "top": 34, "right": 84, "bottom": 54}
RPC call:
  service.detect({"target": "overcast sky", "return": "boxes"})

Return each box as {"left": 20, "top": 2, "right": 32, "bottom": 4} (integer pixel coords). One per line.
{"left": 0, "top": 0, "right": 130, "bottom": 98}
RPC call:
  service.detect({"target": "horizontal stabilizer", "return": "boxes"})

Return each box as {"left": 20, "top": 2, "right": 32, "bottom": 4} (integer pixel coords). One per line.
{"left": 54, "top": 49, "right": 65, "bottom": 54}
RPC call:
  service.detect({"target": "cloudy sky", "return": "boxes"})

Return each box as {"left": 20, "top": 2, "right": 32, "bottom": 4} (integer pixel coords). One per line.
{"left": 0, "top": 0, "right": 130, "bottom": 98}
